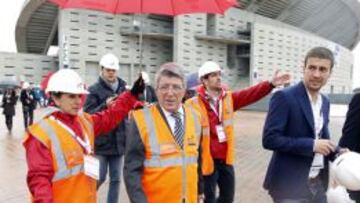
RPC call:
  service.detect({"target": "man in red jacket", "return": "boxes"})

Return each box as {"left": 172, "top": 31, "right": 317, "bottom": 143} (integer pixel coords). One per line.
{"left": 188, "top": 61, "right": 290, "bottom": 203}
{"left": 23, "top": 68, "right": 144, "bottom": 203}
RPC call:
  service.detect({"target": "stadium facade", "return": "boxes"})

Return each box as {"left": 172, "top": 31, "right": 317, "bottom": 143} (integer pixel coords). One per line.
{"left": 1, "top": 0, "right": 359, "bottom": 94}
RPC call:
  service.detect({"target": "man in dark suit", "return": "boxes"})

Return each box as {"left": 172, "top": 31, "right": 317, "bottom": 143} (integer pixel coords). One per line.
{"left": 262, "top": 47, "right": 337, "bottom": 203}
{"left": 339, "top": 92, "right": 360, "bottom": 202}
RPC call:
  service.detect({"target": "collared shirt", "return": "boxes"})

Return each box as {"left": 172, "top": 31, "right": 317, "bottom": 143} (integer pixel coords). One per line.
{"left": 306, "top": 90, "right": 323, "bottom": 138}
{"left": 306, "top": 90, "right": 324, "bottom": 178}
{"left": 205, "top": 90, "right": 225, "bottom": 122}
{"left": 161, "top": 106, "right": 184, "bottom": 135}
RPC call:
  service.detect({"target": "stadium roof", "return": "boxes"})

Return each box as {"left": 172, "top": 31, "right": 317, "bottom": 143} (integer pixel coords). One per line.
{"left": 16, "top": 0, "right": 360, "bottom": 54}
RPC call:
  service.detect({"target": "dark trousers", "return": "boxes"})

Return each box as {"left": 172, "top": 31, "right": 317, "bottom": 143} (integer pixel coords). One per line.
{"left": 204, "top": 159, "right": 235, "bottom": 203}
{"left": 348, "top": 190, "right": 360, "bottom": 203}
{"left": 4, "top": 115, "right": 13, "bottom": 131}
{"left": 273, "top": 176, "right": 327, "bottom": 203}
{"left": 23, "top": 108, "right": 33, "bottom": 128}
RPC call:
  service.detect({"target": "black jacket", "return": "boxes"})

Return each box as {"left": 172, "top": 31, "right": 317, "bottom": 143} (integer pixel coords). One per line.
{"left": 138, "top": 85, "right": 157, "bottom": 103}
{"left": 339, "top": 93, "right": 360, "bottom": 201}
{"left": 20, "top": 89, "right": 36, "bottom": 111}
{"left": 84, "top": 77, "right": 127, "bottom": 155}
{"left": 2, "top": 90, "right": 18, "bottom": 116}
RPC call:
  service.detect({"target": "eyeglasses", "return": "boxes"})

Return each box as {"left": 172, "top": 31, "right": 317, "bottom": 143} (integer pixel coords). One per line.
{"left": 157, "top": 84, "right": 184, "bottom": 93}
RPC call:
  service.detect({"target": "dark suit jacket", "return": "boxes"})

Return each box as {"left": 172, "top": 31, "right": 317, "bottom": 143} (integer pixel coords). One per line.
{"left": 84, "top": 77, "right": 128, "bottom": 155}
{"left": 339, "top": 93, "right": 360, "bottom": 201}
{"left": 262, "top": 81, "right": 331, "bottom": 199}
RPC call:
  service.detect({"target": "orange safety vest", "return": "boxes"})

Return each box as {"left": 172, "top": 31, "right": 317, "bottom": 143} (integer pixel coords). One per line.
{"left": 25, "top": 112, "right": 96, "bottom": 203}
{"left": 186, "top": 91, "right": 234, "bottom": 175}
{"left": 132, "top": 104, "right": 202, "bottom": 203}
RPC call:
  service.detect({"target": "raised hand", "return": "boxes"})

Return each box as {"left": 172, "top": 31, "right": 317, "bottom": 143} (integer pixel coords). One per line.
{"left": 130, "top": 74, "right": 145, "bottom": 97}
{"left": 270, "top": 70, "right": 291, "bottom": 87}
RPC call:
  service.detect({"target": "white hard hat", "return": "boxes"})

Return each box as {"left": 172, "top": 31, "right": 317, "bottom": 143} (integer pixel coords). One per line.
{"left": 141, "top": 71, "right": 150, "bottom": 84}
{"left": 99, "top": 53, "right": 119, "bottom": 70}
{"left": 333, "top": 152, "right": 360, "bottom": 190}
{"left": 23, "top": 82, "right": 30, "bottom": 89}
{"left": 198, "top": 61, "right": 222, "bottom": 79}
{"left": 46, "top": 69, "right": 89, "bottom": 94}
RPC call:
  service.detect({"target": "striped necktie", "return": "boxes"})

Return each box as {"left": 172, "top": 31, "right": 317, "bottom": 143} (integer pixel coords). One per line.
{"left": 171, "top": 112, "right": 184, "bottom": 148}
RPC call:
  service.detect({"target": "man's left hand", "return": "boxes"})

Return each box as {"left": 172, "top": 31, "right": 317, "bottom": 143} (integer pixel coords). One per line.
{"left": 270, "top": 70, "right": 291, "bottom": 87}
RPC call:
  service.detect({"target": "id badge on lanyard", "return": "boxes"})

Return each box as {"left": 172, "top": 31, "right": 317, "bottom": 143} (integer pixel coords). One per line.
{"left": 210, "top": 99, "right": 227, "bottom": 143}
{"left": 84, "top": 155, "right": 100, "bottom": 180}
{"left": 216, "top": 125, "right": 227, "bottom": 143}
{"left": 50, "top": 116, "right": 99, "bottom": 180}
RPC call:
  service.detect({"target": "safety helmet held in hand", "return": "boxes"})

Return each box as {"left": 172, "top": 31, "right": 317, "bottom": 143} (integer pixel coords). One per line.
{"left": 46, "top": 69, "right": 89, "bottom": 94}
{"left": 333, "top": 152, "right": 360, "bottom": 190}
{"left": 22, "top": 82, "right": 30, "bottom": 89}
{"left": 198, "top": 61, "right": 222, "bottom": 79}
{"left": 99, "top": 53, "right": 119, "bottom": 70}
{"left": 141, "top": 71, "right": 150, "bottom": 84}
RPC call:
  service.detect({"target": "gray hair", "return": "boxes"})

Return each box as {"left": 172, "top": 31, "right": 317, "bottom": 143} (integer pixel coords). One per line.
{"left": 155, "top": 62, "right": 186, "bottom": 89}
{"left": 304, "top": 47, "right": 335, "bottom": 70}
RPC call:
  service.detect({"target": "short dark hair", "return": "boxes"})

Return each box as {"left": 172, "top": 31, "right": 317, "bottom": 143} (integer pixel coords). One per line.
{"left": 304, "top": 47, "right": 335, "bottom": 70}
{"left": 50, "top": 92, "right": 63, "bottom": 98}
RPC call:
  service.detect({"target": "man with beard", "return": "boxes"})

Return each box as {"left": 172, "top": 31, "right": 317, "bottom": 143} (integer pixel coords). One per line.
{"left": 263, "top": 47, "right": 338, "bottom": 203}
{"left": 186, "top": 61, "right": 290, "bottom": 203}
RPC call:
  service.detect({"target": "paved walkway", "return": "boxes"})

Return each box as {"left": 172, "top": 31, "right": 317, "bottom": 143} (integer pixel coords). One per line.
{"left": 0, "top": 103, "right": 346, "bottom": 203}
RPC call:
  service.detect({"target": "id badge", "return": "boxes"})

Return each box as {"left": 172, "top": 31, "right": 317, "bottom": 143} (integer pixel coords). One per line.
{"left": 312, "top": 153, "right": 324, "bottom": 169}
{"left": 216, "top": 125, "right": 227, "bottom": 143}
{"left": 84, "top": 155, "right": 100, "bottom": 180}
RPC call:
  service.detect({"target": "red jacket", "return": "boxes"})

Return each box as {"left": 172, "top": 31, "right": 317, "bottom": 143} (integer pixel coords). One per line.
{"left": 24, "top": 91, "right": 137, "bottom": 203}
{"left": 197, "top": 81, "right": 273, "bottom": 160}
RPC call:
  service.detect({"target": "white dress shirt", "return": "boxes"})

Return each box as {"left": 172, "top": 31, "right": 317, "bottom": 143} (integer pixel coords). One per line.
{"left": 307, "top": 90, "right": 324, "bottom": 178}
{"left": 161, "top": 106, "right": 184, "bottom": 135}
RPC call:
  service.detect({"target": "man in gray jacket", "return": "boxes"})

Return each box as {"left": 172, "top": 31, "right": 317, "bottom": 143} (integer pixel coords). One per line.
{"left": 124, "top": 63, "right": 205, "bottom": 203}
{"left": 84, "top": 53, "right": 127, "bottom": 203}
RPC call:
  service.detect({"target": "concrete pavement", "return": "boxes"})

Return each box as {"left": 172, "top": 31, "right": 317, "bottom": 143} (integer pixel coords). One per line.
{"left": 0, "top": 103, "right": 346, "bottom": 203}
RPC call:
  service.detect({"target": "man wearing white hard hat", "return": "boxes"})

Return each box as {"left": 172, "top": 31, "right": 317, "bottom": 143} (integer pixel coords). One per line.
{"left": 186, "top": 61, "right": 290, "bottom": 202}
{"left": 23, "top": 68, "right": 145, "bottom": 202}
{"left": 83, "top": 53, "right": 128, "bottom": 203}
{"left": 20, "top": 81, "right": 36, "bottom": 128}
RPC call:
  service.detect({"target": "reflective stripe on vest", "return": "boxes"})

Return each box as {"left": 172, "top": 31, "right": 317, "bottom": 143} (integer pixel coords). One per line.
{"left": 188, "top": 106, "right": 201, "bottom": 140}
{"left": 142, "top": 107, "right": 199, "bottom": 168}
{"left": 34, "top": 106, "right": 61, "bottom": 123}
{"left": 144, "top": 156, "right": 197, "bottom": 167}
{"left": 143, "top": 108, "right": 161, "bottom": 157}
{"left": 222, "top": 94, "right": 234, "bottom": 127}
{"left": 38, "top": 120, "right": 83, "bottom": 181}
{"left": 191, "top": 97, "right": 210, "bottom": 136}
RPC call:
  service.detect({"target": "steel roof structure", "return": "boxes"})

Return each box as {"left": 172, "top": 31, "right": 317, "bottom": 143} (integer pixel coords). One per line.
{"left": 16, "top": 0, "right": 360, "bottom": 54}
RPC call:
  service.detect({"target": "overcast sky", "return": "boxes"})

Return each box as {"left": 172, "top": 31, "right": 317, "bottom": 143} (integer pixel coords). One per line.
{"left": 0, "top": 1, "right": 359, "bottom": 88}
